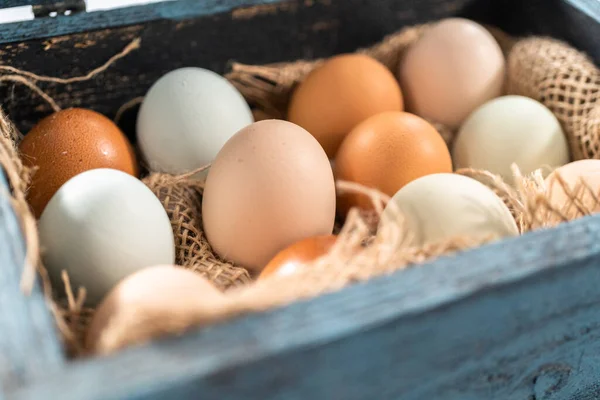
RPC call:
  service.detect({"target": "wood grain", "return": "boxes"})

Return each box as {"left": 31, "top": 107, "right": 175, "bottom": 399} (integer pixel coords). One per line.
{"left": 0, "top": 0, "right": 291, "bottom": 44}
{"left": 8, "top": 214, "right": 600, "bottom": 399}
{"left": 0, "top": 172, "right": 64, "bottom": 393}
{"left": 1, "top": 1, "right": 57, "bottom": 7}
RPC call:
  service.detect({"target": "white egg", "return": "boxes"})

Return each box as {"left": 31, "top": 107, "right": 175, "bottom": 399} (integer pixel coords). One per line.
{"left": 38, "top": 168, "right": 175, "bottom": 305}
{"left": 137, "top": 67, "right": 254, "bottom": 177}
{"left": 452, "top": 95, "right": 569, "bottom": 184}
{"left": 379, "top": 173, "right": 519, "bottom": 246}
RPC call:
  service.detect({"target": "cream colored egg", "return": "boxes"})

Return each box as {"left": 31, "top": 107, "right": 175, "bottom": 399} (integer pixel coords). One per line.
{"left": 453, "top": 95, "right": 569, "bottom": 184}
{"left": 85, "top": 265, "right": 226, "bottom": 355}
{"left": 380, "top": 173, "right": 518, "bottom": 246}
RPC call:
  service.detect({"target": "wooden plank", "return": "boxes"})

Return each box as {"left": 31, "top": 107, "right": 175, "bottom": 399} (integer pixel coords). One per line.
{"left": 1, "top": 0, "right": 598, "bottom": 49}
{"left": 8, "top": 214, "right": 600, "bottom": 400}
{"left": 563, "top": 0, "right": 600, "bottom": 21}
{"left": 1, "top": 1, "right": 56, "bottom": 7}
{"left": 0, "top": 171, "right": 65, "bottom": 393}
{"left": 0, "top": 0, "right": 291, "bottom": 44}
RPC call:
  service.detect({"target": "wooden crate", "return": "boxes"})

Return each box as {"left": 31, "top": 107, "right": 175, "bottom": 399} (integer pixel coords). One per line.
{"left": 1, "top": 0, "right": 600, "bottom": 399}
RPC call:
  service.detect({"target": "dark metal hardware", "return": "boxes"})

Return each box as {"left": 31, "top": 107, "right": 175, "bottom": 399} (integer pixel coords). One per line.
{"left": 32, "top": 0, "right": 85, "bottom": 18}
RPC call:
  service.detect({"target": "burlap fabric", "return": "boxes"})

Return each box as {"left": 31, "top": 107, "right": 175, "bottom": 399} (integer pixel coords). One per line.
{"left": 1, "top": 24, "right": 600, "bottom": 356}
{"left": 508, "top": 38, "right": 600, "bottom": 160}
{"left": 142, "top": 172, "right": 252, "bottom": 291}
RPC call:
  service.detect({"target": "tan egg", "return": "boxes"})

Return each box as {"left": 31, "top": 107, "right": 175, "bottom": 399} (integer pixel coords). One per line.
{"left": 545, "top": 160, "right": 600, "bottom": 217}
{"left": 288, "top": 54, "right": 404, "bottom": 157}
{"left": 398, "top": 18, "right": 505, "bottom": 129}
{"left": 19, "top": 108, "right": 138, "bottom": 218}
{"left": 202, "top": 120, "right": 336, "bottom": 275}
{"left": 335, "top": 112, "right": 452, "bottom": 217}
{"left": 85, "top": 265, "right": 226, "bottom": 355}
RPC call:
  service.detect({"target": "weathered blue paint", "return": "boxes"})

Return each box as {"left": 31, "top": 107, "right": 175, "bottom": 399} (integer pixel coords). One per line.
{"left": 8, "top": 215, "right": 600, "bottom": 399}
{"left": 0, "top": 0, "right": 289, "bottom": 44}
{"left": 0, "top": 171, "right": 64, "bottom": 393}
{"left": 565, "top": 0, "right": 600, "bottom": 21}
{"left": 1, "top": 1, "right": 56, "bottom": 6}
{"left": 0, "top": 0, "right": 600, "bottom": 399}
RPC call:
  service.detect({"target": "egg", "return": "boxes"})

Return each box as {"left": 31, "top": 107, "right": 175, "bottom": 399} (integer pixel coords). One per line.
{"left": 398, "top": 18, "right": 505, "bottom": 129}
{"left": 334, "top": 111, "right": 452, "bottom": 217}
{"left": 545, "top": 160, "right": 600, "bottom": 215}
{"left": 259, "top": 235, "right": 337, "bottom": 279}
{"left": 202, "top": 120, "right": 336, "bottom": 274}
{"left": 452, "top": 95, "right": 569, "bottom": 184}
{"left": 287, "top": 54, "right": 404, "bottom": 157}
{"left": 86, "top": 265, "right": 226, "bottom": 355}
{"left": 19, "top": 108, "right": 138, "bottom": 218}
{"left": 380, "top": 173, "right": 518, "bottom": 246}
{"left": 38, "top": 169, "right": 175, "bottom": 305}
{"left": 137, "top": 67, "right": 254, "bottom": 177}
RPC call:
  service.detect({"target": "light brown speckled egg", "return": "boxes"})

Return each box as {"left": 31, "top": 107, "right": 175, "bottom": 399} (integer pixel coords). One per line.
{"left": 19, "top": 108, "right": 138, "bottom": 218}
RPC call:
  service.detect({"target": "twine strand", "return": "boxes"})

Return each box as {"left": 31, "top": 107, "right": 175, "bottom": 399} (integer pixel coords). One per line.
{"left": 0, "top": 75, "right": 61, "bottom": 112}
{"left": 114, "top": 96, "right": 144, "bottom": 124}
{"left": 0, "top": 38, "right": 141, "bottom": 84}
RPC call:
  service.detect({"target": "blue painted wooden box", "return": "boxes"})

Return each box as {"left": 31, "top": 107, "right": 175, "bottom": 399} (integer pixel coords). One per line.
{"left": 2, "top": 0, "right": 600, "bottom": 399}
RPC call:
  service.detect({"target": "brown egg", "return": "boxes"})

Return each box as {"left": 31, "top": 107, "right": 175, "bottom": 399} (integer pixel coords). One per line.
{"left": 259, "top": 235, "right": 337, "bottom": 279}
{"left": 545, "top": 160, "right": 600, "bottom": 217}
{"left": 85, "top": 265, "right": 226, "bottom": 355}
{"left": 288, "top": 54, "right": 404, "bottom": 157}
{"left": 335, "top": 111, "right": 452, "bottom": 217}
{"left": 19, "top": 108, "right": 138, "bottom": 218}
{"left": 398, "top": 18, "right": 505, "bottom": 129}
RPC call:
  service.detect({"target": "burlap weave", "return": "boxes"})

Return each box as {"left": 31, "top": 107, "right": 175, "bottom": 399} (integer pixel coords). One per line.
{"left": 2, "top": 23, "right": 600, "bottom": 356}
{"left": 507, "top": 38, "right": 600, "bottom": 160}
{"left": 142, "top": 172, "right": 252, "bottom": 291}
